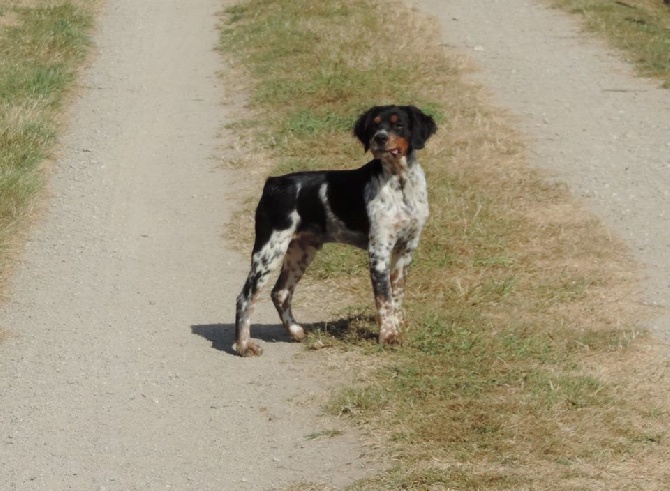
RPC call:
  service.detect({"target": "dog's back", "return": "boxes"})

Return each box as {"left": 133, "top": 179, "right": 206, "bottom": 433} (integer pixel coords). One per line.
{"left": 255, "top": 163, "right": 381, "bottom": 250}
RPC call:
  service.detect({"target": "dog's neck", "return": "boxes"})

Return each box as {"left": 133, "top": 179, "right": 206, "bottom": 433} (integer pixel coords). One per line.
{"left": 377, "top": 151, "right": 419, "bottom": 188}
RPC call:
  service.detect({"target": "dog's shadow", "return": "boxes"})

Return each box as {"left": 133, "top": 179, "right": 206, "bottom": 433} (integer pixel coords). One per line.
{"left": 191, "top": 323, "right": 291, "bottom": 355}
{"left": 192, "top": 314, "right": 378, "bottom": 355}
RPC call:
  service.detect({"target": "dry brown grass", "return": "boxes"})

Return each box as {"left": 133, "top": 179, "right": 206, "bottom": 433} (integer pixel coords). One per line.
{"left": 219, "top": 0, "right": 670, "bottom": 488}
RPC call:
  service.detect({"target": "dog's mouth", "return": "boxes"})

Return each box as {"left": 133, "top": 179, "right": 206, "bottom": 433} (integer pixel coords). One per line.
{"left": 372, "top": 146, "right": 401, "bottom": 157}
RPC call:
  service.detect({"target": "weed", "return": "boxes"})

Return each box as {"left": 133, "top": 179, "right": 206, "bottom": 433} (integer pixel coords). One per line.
{"left": 305, "top": 429, "right": 344, "bottom": 440}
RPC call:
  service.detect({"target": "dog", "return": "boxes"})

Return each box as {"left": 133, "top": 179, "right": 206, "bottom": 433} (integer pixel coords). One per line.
{"left": 234, "top": 105, "right": 437, "bottom": 356}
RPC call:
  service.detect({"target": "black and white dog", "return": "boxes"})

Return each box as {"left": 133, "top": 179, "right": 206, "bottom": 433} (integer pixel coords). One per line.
{"left": 234, "top": 105, "right": 437, "bottom": 356}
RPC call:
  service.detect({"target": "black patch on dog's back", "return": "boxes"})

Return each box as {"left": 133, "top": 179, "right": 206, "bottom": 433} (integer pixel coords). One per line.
{"left": 294, "top": 173, "right": 328, "bottom": 236}
{"left": 252, "top": 176, "right": 301, "bottom": 253}
{"left": 258, "top": 161, "right": 382, "bottom": 246}
{"left": 325, "top": 160, "right": 381, "bottom": 235}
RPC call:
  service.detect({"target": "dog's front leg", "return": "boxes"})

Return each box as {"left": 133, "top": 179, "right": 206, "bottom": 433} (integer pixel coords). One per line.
{"left": 369, "top": 240, "right": 402, "bottom": 345}
{"left": 390, "top": 237, "right": 419, "bottom": 328}
{"left": 389, "top": 249, "right": 409, "bottom": 328}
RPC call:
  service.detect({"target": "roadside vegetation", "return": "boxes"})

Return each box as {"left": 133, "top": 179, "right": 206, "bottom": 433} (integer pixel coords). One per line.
{"left": 220, "top": 0, "right": 670, "bottom": 489}
{"left": 0, "top": 0, "right": 95, "bottom": 293}
{"left": 547, "top": 0, "right": 670, "bottom": 87}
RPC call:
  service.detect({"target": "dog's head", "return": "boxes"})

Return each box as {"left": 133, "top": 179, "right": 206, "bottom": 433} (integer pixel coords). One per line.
{"left": 353, "top": 105, "right": 437, "bottom": 159}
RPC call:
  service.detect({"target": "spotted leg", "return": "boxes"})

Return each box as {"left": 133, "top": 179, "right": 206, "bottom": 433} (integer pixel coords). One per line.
{"left": 271, "top": 237, "right": 319, "bottom": 341}
{"left": 389, "top": 242, "right": 416, "bottom": 330}
{"left": 369, "top": 234, "right": 402, "bottom": 345}
{"left": 235, "top": 225, "right": 296, "bottom": 357}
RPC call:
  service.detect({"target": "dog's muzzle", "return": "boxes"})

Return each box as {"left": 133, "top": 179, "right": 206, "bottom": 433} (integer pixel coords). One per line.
{"left": 373, "top": 131, "right": 389, "bottom": 146}
{"left": 371, "top": 131, "right": 400, "bottom": 156}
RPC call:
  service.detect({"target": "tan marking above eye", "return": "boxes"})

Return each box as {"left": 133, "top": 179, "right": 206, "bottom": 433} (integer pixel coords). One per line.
{"left": 373, "top": 115, "right": 382, "bottom": 124}
{"left": 390, "top": 114, "right": 398, "bottom": 123}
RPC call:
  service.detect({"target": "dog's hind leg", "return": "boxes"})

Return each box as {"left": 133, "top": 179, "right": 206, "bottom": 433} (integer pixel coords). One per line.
{"left": 271, "top": 237, "right": 319, "bottom": 342}
{"left": 235, "top": 217, "right": 297, "bottom": 357}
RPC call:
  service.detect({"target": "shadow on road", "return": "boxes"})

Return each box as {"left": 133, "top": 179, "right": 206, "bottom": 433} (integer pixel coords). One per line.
{"left": 191, "top": 323, "right": 293, "bottom": 355}
{"left": 192, "top": 312, "right": 379, "bottom": 355}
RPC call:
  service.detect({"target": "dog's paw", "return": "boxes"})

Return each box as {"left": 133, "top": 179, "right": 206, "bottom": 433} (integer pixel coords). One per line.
{"left": 234, "top": 341, "right": 264, "bottom": 357}
{"left": 379, "top": 331, "right": 403, "bottom": 345}
{"left": 288, "top": 324, "right": 305, "bottom": 342}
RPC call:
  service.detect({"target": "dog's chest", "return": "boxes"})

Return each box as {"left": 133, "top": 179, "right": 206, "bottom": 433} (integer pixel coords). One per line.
{"left": 366, "top": 168, "right": 429, "bottom": 241}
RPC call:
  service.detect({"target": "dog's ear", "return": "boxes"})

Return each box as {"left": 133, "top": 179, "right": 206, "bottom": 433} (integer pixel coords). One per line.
{"left": 353, "top": 107, "right": 379, "bottom": 152}
{"left": 404, "top": 106, "right": 437, "bottom": 151}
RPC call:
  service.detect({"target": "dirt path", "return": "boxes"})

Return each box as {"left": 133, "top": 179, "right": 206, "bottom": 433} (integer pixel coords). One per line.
{"left": 0, "top": 1, "right": 375, "bottom": 489}
{"left": 414, "top": 0, "right": 670, "bottom": 344}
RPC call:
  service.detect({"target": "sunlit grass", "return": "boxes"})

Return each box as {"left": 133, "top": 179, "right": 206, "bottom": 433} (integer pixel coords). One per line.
{"left": 0, "top": 1, "right": 95, "bottom": 288}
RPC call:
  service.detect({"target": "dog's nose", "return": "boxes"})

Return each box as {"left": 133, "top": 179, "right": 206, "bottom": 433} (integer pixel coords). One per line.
{"left": 373, "top": 132, "right": 389, "bottom": 145}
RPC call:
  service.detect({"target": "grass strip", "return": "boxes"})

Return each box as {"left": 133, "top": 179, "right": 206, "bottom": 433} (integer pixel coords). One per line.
{"left": 220, "top": 0, "right": 669, "bottom": 488}
{"left": 0, "top": 1, "right": 95, "bottom": 284}
{"left": 546, "top": 0, "right": 670, "bottom": 87}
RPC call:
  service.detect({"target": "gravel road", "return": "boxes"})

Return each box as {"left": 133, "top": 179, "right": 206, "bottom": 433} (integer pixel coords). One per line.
{"left": 0, "top": 1, "right": 374, "bottom": 489}
{"left": 414, "top": 0, "right": 670, "bottom": 343}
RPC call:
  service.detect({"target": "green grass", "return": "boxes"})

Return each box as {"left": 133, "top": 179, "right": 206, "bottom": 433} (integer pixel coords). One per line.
{"left": 0, "top": 1, "right": 94, "bottom": 279}
{"left": 547, "top": 0, "right": 670, "bottom": 87}
{"left": 220, "top": 0, "right": 669, "bottom": 488}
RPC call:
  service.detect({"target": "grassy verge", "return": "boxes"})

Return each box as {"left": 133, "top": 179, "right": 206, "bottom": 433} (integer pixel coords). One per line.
{"left": 0, "top": 0, "right": 95, "bottom": 291}
{"left": 545, "top": 0, "right": 670, "bottom": 87}
{"left": 220, "top": 0, "right": 669, "bottom": 488}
